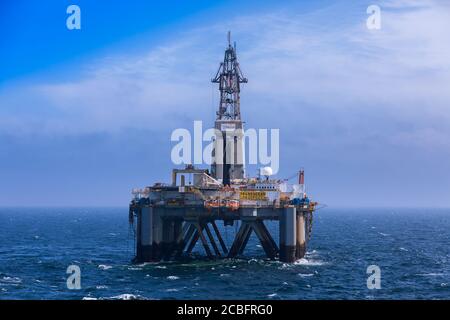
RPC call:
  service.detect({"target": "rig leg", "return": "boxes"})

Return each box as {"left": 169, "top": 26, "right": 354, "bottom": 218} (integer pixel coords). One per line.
{"left": 152, "top": 209, "right": 163, "bottom": 260}
{"left": 136, "top": 206, "right": 153, "bottom": 262}
{"left": 162, "top": 219, "right": 175, "bottom": 260}
{"left": 279, "top": 206, "right": 297, "bottom": 263}
{"left": 172, "top": 221, "right": 186, "bottom": 258}
{"left": 296, "top": 213, "right": 306, "bottom": 259}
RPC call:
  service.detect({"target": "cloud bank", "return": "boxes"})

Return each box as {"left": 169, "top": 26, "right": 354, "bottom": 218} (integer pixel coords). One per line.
{"left": 1, "top": 0, "right": 449, "bottom": 206}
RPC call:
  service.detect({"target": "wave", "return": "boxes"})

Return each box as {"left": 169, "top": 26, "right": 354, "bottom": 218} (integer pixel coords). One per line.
{"left": 127, "top": 267, "right": 142, "bottom": 271}
{"left": 96, "top": 285, "right": 109, "bottom": 289}
{"left": 109, "top": 294, "right": 145, "bottom": 300}
{"left": 297, "top": 273, "right": 315, "bottom": 277}
{"left": 417, "top": 273, "right": 445, "bottom": 277}
{"left": 294, "top": 258, "right": 326, "bottom": 266}
{"left": 98, "top": 265, "right": 112, "bottom": 270}
{"left": 167, "top": 276, "right": 179, "bottom": 280}
{"left": 0, "top": 276, "right": 22, "bottom": 284}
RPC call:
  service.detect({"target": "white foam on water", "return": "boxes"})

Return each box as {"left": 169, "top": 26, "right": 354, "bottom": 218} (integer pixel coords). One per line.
{"left": 128, "top": 267, "right": 142, "bottom": 271}
{"left": 155, "top": 265, "right": 167, "bottom": 269}
{"left": 297, "top": 273, "right": 314, "bottom": 277}
{"left": 417, "top": 273, "right": 444, "bottom": 277}
{"left": 219, "top": 273, "right": 231, "bottom": 277}
{"left": 167, "top": 276, "right": 179, "bottom": 280}
{"left": 165, "top": 288, "right": 180, "bottom": 292}
{"left": 294, "top": 258, "right": 326, "bottom": 266}
{"left": 136, "top": 262, "right": 156, "bottom": 267}
{"left": 267, "top": 293, "right": 277, "bottom": 298}
{"left": 109, "top": 293, "right": 143, "bottom": 300}
{"left": 399, "top": 247, "right": 408, "bottom": 251}
{"left": 0, "top": 276, "right": 22, "bottom": 284}
{"left": 96, "top": 285, "right": 108, "bottom": 289}
{"left": 378, "top": 232, "right": 389, "bottom": 237}
{"left": 82, "top": 297, "right": 98, "bottom": 300}
{"left": 98, "top": 264, "right": 112, "bottom": 270}
{"left": 278, "top": 263, "right": 290, "bottom": 270}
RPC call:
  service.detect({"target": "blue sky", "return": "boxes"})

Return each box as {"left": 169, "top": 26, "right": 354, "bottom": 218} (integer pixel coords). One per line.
{"left": 1, "top": 0, "right": 450, "bottom": 207}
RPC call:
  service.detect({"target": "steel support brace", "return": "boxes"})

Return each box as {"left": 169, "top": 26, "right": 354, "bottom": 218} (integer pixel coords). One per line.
{"left": 251, "top": 221, "right": 277, "bottom": 260}
{"left": 228, "top": 222, "right": 249, "bottom": 258}
{"left": 211, "top": 221, "right": 228, "bottom": 254}
{"left": 194, "top": 223, "right": 213, "bottom": 258}
{"left": 204, "top": 223, "right": 221, "bottom": 256}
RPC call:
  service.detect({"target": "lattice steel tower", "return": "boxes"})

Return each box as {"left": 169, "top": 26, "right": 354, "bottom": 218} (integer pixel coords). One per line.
{"left": 211, "top": 32, "right": 248, "bottom": 184}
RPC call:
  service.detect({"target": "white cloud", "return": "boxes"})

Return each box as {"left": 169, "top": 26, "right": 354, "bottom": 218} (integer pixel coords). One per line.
{"left": 1, "top": 0, "right": 449, "bottom": 148}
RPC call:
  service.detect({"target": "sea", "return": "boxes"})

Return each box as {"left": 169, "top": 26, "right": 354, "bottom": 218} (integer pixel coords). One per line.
{"left": 0, "top": 207, "right": 449, "bottom": 300}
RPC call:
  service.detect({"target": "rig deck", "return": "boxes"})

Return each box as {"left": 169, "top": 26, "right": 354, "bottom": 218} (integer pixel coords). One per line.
{"left": 129, "top": 168, "right": 316, "bottom": 263}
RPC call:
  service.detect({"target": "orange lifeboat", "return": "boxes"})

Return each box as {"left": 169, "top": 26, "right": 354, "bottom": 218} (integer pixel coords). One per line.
{"left": 225, "top": 199, "right": 240, "bottom": 211}
{"left": 204, "top": 199, "right": 220, "bottom": 210}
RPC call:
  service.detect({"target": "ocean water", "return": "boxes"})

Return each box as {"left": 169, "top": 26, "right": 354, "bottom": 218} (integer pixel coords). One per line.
{"left": 0, "top": 207, "right": 449, "bottom": 300}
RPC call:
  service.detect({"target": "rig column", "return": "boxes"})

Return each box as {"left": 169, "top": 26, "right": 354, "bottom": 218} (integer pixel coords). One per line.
{"left": 296, "top": 212, "right": 306, "bottom": 259}
{"left": 162, "top": 219, "right": 175, "bottom": 260}
{"left": 279, "top": 206, "right": 297, "bottom": 263}
{"left": 150, "top": 208, "right": 163, "bottom": 260}
{"left": 137, "top": 206, "right": 153, "bottom": 262}
{"left": 173, "top": 220, "right": 184, "bottom": 257}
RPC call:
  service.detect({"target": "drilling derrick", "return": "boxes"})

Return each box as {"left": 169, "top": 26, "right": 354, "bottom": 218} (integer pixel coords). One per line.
{"left": 211, "top": 32, "right": 248, "bottom": 184}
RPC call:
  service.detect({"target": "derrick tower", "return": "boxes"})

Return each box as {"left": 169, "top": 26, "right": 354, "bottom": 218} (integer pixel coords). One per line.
{"left": 211, "top": 32, "right": 248, "bottom": 184}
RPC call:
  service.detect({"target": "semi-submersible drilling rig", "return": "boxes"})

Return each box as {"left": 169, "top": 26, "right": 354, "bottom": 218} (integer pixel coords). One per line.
{"left": 129, "top": 33, "right": 317, "bottom": 263}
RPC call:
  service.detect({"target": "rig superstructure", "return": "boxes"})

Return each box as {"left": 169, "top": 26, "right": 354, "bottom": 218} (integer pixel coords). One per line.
{"left": 129, "top": 33, "right": 316, "bottom": 263}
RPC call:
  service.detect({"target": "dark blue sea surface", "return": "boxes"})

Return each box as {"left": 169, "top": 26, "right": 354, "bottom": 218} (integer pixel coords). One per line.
{"left": 0, "top": 207, "right": 449, "bottom": 300}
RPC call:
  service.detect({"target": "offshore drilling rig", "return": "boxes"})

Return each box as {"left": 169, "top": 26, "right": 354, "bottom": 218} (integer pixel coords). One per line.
{"left": 129, "top": 33, "right": 316, "bottom": 263}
